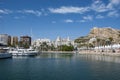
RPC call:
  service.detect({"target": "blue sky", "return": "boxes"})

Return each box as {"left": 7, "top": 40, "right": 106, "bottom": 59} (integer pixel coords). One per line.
{"left": 0, "top": 0, "right": 120, "bottom": 40}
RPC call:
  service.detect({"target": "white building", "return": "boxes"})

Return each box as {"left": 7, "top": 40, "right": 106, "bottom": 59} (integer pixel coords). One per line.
{"left": 32, "top": 36, "right": 75, "bottom": 48}
{"left": 32, "top": 38, "right": 51, "bottom": 47}
{"left": 54, "top": 36, "right": 74, "bottom": 47}
{"left": 0, "top": 34, "right": 9, "bottom": 45}
{"left": 94, "top": 44, "right": 120, "bottom": 50}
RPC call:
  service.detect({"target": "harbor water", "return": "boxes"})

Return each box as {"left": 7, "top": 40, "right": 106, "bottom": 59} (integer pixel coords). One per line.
{"left": 0, "top": 53, "right": 120, "bottom": 80}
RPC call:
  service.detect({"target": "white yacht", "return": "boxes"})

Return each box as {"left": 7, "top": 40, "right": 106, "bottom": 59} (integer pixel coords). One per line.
{"left": 0, "top": 48, "right": 12, "bottom": 59}
{"left": 8, "top": 47, "right": 38, "bottom": 56}
{"left": 0, "top": 53, "right": 12, "bottom": 59}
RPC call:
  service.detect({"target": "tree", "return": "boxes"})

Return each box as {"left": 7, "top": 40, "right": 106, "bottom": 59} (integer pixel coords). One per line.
{"left": 108, "top": 37, "right": 114, "bottom": 51}
{"left": 88, "top": 43, "right": 94, "bottom": 48}
{"left": 50, "top": 44, "right": 55, "bottom": 51}
{"left": 58, "top": 45, "right": 74, "bottom": 51}
{"left": 96, "top": 38, "right": 100, "bottom": 46}
{"left": 40, "top": 42, "right": 49, "bottom": 51}
{"left": 108, "top": 37, "right": 113, "bottom": 45}
{"left": 101, "top": 39, "right": 106, "bottom": 46}
{"left": 24, "top": 43, "right": 29, "bottom": 49}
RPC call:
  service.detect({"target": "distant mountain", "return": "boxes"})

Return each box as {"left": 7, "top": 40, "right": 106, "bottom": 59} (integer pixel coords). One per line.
{"left": 75, "top": 27, "right": 120, "bottom": 44}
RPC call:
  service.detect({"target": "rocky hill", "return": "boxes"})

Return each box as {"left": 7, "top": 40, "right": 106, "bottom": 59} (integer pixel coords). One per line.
{"left": 75, "top": 27, "right": 120, "bottom": 44}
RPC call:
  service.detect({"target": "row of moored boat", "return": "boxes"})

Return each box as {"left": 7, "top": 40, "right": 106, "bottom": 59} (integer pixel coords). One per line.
{"left": 0, "top": 47, "right": 39, "bottom": 59}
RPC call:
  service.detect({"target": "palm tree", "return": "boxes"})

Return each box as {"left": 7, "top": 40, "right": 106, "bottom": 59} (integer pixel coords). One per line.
{"left": 108, "top": 37, "right": 113, "bottom": 44}
{"left": 108, "top": 37, "right": 113, "bottom": 52}
{"left": 96, "top": 38, "right": 101, "bottom": 52}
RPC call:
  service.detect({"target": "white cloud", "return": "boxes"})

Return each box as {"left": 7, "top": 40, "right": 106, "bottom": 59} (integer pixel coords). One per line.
{"left": 64, "top": 19, "right": 74, "bottom": 23}
{"left": 48, "top": 0, "right": 120, "bottom": 15}
{"left": 91, "top": 0, "right": 120, "bottom": 13}
{"left": 14, "top": 16, "right": 25, "bottom": 19}
{"left": 44, "top": 13, "right": 48, "bottom": 16}
{"left": 83, "top": 15, "right": 93, "bottom": 21}
{"left": 107, "top": 0, "right": 120, "bottom": 9}
{"left": 107, "top": 10, "right": 119, "bottom": 17}
{"left": 41, "top": 8, "right": 48, "bottom": 16}
{"left": 78, "top": 20, "right": 86, "bottom": 23}
{"left": 0, "top": 9, "right": 12, "bottom": 14}
{"left": 76, "top": 15, "right": 93, "bottom": 23}
{"left": 0, "top": 0, "right": 119, "bottom": 19}
{"left": 91, "top": 0, "right": 110, "bottom": 12}
{"left": 52, "top": 21, "right": 56, "bottom": 23}
{"left": 18, "top": 9, "right": 42, "bottom": 16}
{"left": 14, "top": 16, "right": 20, "bottom": 19}
{"left": 48, "top": 6, "right": 90, "bottom": 14}
{"left": 48, "top": 1, "right": 114, "bottom": 14}
{"left": 112, "top": 0, "right": 120, "bottom": 4}
{"left": 96, "top": 15, "right": 104, "bottom": 19}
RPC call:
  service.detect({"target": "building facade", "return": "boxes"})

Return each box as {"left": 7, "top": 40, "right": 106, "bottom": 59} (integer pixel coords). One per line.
{"left": 20, "top": 36, "right": 31, "bottom": 48}
{"left": 54, "top": 36, "right": 74, "bottom": 47}
{"left": 33, "top": 38, "right": 51, "bottom": 47}
{"left": 32, "top": 36, "right": 75, "bottom": 48}
{"left": 11, "top": 36, "right": 18, "bottom": 46}
{"left": 0, "top": 34, "right": 9, "bottom": 46}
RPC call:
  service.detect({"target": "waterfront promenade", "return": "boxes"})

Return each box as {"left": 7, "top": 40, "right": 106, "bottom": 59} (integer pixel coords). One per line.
{"left": 79, "top": 49, "right": 120, "bottom": 57}
{"left": 40, "top": 49, "right": 120, "bottom": 57}
{"left": 41, "top": 51, "right": 75, "bottom": 54}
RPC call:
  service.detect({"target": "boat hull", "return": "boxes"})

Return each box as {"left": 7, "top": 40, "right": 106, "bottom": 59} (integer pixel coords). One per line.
{"left": 11, "top": 52, "right": 38, "bottom": 56}
{"left": 0, "top": 53, "right": 12, "bottom": 59}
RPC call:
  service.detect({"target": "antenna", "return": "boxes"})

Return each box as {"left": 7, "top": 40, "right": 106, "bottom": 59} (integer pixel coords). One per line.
{"left": 30, "top": 28, "right": 34, "bottom": 46}
{"left": 30, "top": 27, "right": 33, "bottom": 38}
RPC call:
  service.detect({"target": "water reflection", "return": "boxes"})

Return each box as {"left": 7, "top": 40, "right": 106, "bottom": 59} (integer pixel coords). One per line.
{"left": 13, "top": 56, "right": 36, "bottom": 59}
{"left": 12, "top": 53, "right": 120, "bottom": 63}
{"left": 36, "top": 53, "right": 74, "bottom": 59}
{"left": 79, "top": 54, "right": 120, "bottom": 63}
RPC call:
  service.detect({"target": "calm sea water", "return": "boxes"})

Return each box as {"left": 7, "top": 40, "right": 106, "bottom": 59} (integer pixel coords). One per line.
{"left": 0, "top": 53, "right": 120, "bottom": 80}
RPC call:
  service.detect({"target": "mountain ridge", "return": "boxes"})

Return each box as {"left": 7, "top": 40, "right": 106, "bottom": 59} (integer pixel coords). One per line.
{"left": 75, "top": 27, "right": 120, "bottom": 44}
